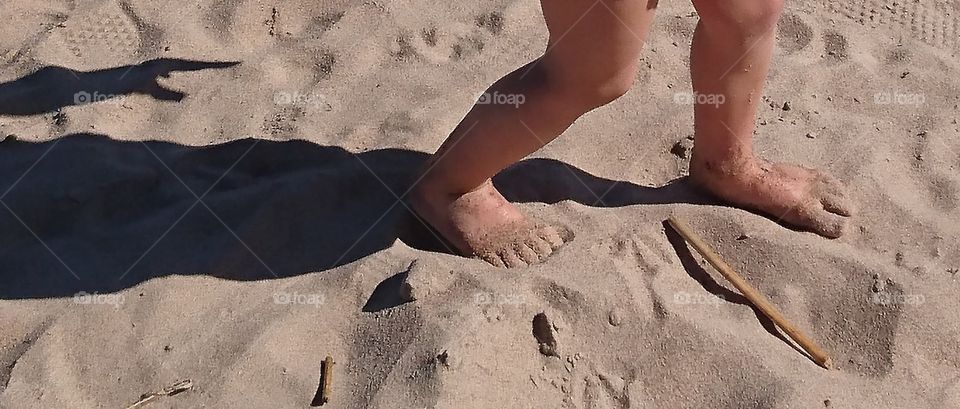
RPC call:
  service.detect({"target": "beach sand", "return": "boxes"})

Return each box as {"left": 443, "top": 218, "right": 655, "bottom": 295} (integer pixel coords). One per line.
{"left": 1, "top": 0, "right": 959, "bottom": 407}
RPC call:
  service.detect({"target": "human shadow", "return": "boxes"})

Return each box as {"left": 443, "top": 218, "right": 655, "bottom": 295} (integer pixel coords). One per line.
{"left": 0, "top": 133, "right": 703, "bottom": 300}
{"left": 0, "top": 58, "right": 239, "bottom": 116}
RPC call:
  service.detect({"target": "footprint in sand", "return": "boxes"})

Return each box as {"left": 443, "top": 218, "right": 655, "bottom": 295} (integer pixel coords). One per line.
{"left": 391, "top": 27, "right": 485, "bottom": 63}
{"left": 387, "top": 9, "right": 512, "bottom": 64}
{"left": 391, "top": 32, "right": 421, "bottom": 62}
{"left": 777, "top": 12, "right": 814, "bottom": 54}
{"left": 263, "top": 106, "right": 305, "bottom": 139}
{"left": 475, "top": 11, "right": 505, "bottom": 35}
{"left": 313, "top": 50, "right": 336, "bottom": 82}
{"left": 822, "top": 30, "right": 849, "bottom": 61}
{"left": 912, "top": 131, "right": 960, "bottom": 213}
{"left": 569, "top": 365, "right": 648, "bottom": 409}
{"left": 828, "top": 0, "right": 960, "bottom": 52}
{"left": 37, "top": 0, "right": 150, "bottom": 68}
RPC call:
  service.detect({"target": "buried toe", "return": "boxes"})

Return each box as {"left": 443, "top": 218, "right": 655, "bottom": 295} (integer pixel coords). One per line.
{"left": 472, "top": 223, "right": 575, "bottom": 268}
{"left": 524, "top": 234, "right": 554, "bottom": 259}
{"left": 809, "top": 209, "right": 847, "bottom": 238}
{"left": 814, "top": 174, "right": 855, "bottom": 216}
{"left": 784, "top": 203, "right": 848, "bottom": 239}
{"left": 514, "top": 242, "right": 542, "bottom": 265}
{"left": 478, "top": 251, "right": 507, "bottom": 267}
{"left": 498, "top": 248, "right": 527, "bottom": 268}
{"left": 820, "top": 192, "right": 854, "bottom": 217}
{"left": 535, "top": 224, "right": 574, "bottom": 250}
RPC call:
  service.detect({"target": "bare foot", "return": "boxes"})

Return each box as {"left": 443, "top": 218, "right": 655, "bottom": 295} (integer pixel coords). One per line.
{"left": 410, "top": 180, "right": 573, "bottom": 267}
{"left": 690, "top": 158, "right": 855, "bottom": 238}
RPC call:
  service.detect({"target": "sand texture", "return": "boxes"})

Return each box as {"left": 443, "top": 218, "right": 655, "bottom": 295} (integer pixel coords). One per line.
{"left": 1, "top": 0, "right": 959, "bottom": 407}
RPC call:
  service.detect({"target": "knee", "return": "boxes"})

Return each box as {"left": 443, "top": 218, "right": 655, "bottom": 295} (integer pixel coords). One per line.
{"left": 693, "top": 0, "right": 784, "bottom": 38}
{"left": 548, "top": 64, "right": 638, "bottom": 112}
{"left": 576, "top": 67, "right": 637, "bottom": 109}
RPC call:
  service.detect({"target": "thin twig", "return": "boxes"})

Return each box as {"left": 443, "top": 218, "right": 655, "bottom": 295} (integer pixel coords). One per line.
{"left": 667, "top": 216, "right": 834, "bottom": 369}
{"left": 125, "top": 379, "right": 193, "bottom": 409}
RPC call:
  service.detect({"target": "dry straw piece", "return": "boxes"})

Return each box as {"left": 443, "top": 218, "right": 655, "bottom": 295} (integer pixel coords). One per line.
{"left": 667, "top": 216, "right": 834, "bottom": 370}
{"left": 125, "top": 379, "right": 193, "bottom": 409}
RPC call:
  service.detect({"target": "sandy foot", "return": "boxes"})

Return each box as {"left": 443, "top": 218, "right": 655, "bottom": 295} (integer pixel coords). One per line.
{"left": 410, "top": 180, "right": 573, "bottom": 267}
{"left": 691, "top": 159, "right": 855, "bottom": 238}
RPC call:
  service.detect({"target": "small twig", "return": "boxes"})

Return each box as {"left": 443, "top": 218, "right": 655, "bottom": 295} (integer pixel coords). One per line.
{"left": 667, "top": 216, "right": 834, "bottom": 369}
{"left": 321, "top": 356, "right": 335, "bottom": 405}
{"left": 125, "top": 379, "right": 193, "bottom": 409}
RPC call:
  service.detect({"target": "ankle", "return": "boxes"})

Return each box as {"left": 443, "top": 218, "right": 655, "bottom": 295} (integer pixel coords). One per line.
{"left": 411, "top": 173, "right": 487, "bottom": 205}
{"left": 689, "top": 152, "right": 763, "bottom": 184}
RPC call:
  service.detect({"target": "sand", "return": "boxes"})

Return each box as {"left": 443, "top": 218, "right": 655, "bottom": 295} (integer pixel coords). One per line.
{"left": 1, "top": 0, "right": 959, "bottom": 407}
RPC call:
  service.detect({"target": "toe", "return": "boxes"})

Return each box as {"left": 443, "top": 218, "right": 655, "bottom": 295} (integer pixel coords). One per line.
{"left": 536, "top": 224, "right": 573, "bottom": 250}
{"left": 811, "top": 210, "right": 847, "bottom": 238}
{"left": 820, "top": 191, "right": 854, "bottom": 217}
{"left": 498, "top": 248, "right": 527, "bottom": 268}
{"left": 781, "top": 202, "right": 847, "bottom": 238}
{"left": 813, "top": 174, "right": 855, "bottom": 216}
{"left": 555, "top": 225, "right": 575, "bottom": 242}
{"left": 795, "top": 205, "right": 847, "bottom": 238}
{"left": 479, "top": 251, "right": 506, "bottom": 268}
{"left": 537, "top": 227, "right": 564, "bottom": 250}
{"left": 515, "top": 242, "right": 542, "bottom": 265}
{"left": 525, "top": 235, "right": 554, "bottom": 260}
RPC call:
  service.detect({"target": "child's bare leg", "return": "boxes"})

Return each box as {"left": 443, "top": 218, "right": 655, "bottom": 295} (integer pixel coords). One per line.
{"left": 412, "top": 0, "right": 658, "bottom": 267}
{"left": 688, "top": 0, "right": 854, "bottom": 237}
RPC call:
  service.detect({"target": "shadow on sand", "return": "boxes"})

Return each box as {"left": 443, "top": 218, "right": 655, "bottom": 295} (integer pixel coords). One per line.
{"left": 0, "top": 133, "right": 704, "bottom": 300}
{"left": 0, "top": 59, "right": 715, "bottom": 301}
{"left": 0, "top": 58, "right": 239, "bottom": 116}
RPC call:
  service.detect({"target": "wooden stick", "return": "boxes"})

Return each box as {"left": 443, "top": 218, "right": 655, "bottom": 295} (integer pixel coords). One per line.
{"left": 321, "top": 356, "right": 334, "bottom": 405}
{"left": 667, "top": 216, "right": 834, "bottom": 369}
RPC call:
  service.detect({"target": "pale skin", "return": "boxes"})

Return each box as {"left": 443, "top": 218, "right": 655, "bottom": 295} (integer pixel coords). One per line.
{"left": 410, "top": 0, "right": 854, "bottom": 267}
